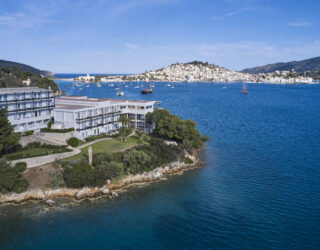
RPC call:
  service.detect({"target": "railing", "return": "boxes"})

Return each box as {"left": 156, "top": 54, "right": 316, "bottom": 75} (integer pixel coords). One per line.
{"left": 75, "top": 111, "right": 121, "bottom": 121}
{"left": 7, "top": 105, "right": 55, "bottom": 113}
{"left": 76, "top": 121, "right": 118, "bottom": 131}
{"left": 0, "top": 96, "right": 54, "bottom": 104}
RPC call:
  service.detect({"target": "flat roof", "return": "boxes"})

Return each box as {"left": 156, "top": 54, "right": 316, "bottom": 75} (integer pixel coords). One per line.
{"left": 55, "top": 104, "right": 93, "bottom": 111}
{"left": 56, "top": 96, "right": 158, "bottom": 104}
{"left": 0, "top": 87, "right": 51, "bottom": 94}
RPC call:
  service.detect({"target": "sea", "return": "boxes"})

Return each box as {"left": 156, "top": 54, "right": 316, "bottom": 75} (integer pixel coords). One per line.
{"left": 0, "top": 74, "right": 319, "bottom": 249}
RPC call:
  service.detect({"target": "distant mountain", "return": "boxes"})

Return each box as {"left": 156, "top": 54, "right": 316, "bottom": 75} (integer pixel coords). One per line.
{"left": 241, "top": 56, "right": 320, "bottom": 74}
{"left": 0, "top": 59, "right": 52, "bottom": 76}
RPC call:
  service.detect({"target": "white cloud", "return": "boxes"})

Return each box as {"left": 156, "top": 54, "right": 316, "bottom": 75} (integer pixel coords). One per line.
{"left": 211, "top": 7, "right": 251, "bottom": 20}
{"left": 125, "top": 43, "right": 139, "bottom": 50}
{"left": 287, "top": 20, "right": 312, "bottom": 27}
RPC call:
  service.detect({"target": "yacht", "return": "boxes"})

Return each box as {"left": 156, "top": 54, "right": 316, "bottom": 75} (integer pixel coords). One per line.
{"left": 240, "top": 82, "right": 248, "bottom": 94}
{"left": 117, "top": 91, "right": 124, "bottom": 96}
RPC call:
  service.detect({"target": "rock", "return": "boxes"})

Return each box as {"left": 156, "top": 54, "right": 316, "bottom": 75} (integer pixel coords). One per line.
{"left": 45, "top": 199, "right": 55, "bottom": 206}
{"left": 75, "top": 187, "right": 91, "bottom": 199}
{"left": 106, "top": 179, "right": 111, "bottom": 184}
{"left": 101, "top": 188, "right": 110, "bottom": 194}
{"left": 111, "top": 191, "right": 119, "bottom": 198}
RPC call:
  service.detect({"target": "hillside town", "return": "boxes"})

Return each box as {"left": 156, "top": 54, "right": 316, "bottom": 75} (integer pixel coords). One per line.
{"left": 72, "top": 61, "right": 315, "bottom": 84}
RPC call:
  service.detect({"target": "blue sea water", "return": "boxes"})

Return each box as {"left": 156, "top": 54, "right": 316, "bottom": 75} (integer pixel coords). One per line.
{"left": 1, "top": 80, "right": 320, "bottom": 249}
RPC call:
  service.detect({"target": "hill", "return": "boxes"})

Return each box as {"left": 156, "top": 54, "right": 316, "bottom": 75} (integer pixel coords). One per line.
{"left": 241, "top": 56, "right": 320, "bottom": 74}
{"left": 0, "top": 59, "right": 52, "bottom": 76}
{"left": 0, "top": 65, "right": 58, "bottom": 91}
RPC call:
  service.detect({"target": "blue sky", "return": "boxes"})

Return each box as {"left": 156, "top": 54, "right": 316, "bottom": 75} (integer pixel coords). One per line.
{"left": 0, "top": 0, "right": 319, "bottom": 73}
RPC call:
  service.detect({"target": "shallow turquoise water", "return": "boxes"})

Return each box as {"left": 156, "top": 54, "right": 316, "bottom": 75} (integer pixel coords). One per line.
{"left": 1, "top": 80, "right": 319, "bottom": 249}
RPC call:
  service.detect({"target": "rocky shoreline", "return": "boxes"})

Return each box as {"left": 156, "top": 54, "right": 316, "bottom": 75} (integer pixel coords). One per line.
{"left": 0, "top": 157, "right": 202, "bottom": 206}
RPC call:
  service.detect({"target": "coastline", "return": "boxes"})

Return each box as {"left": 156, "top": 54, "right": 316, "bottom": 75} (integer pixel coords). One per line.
{"left": 0, "top": 156, "right": 202, "bottom": 206}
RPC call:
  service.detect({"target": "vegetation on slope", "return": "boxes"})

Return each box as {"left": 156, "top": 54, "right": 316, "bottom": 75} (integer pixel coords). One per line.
{"left": 0, "top": 66, "right": 58, "bottom": 91}
{"left": 241, "top": 56, "right": 320, "bottom": 74}
{"left": 0, "top": 59, "right": 51, "bottom": 76}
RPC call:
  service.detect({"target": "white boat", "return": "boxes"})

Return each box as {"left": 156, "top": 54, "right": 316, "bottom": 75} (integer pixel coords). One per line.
{"left": 86, "top": 85, "right": 90, "bottom": 88}
{"left": 109, "top": 83, "right": 114, "bottom": 87}
{"left": 96, "top": 83, "right": 102, "bottom": 87}
{"left": 79, "top": 88, "right": 83, "bottom": 90}
{"left": 134, "top": 85, "right": 140, "bottom": 88}
{"left": 171, "top": 86, "right": 174, "bottom": 88}
{"left": 167, "top": 84, "right": 171, "bottom": 87}
{"left": 115, "top": 87, "right": 120, "bottom": 90}
{"left": 117, "top": 91, "right": 124, "bottom": 96}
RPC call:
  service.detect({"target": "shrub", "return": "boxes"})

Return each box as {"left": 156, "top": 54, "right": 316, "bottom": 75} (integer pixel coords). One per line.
{"left": 84, "top": 134, "right": 113, "bottom": 142}
{"left": 63, "top": 162, "right": 105, "bottom": 188}
{"left": 14, "top": 162, "right": 27, "bottom": 172}
{"left": 23, "top": 130, "right": 34, "bottom": 136}
{"left": 92, "top": 153, "right": 113, "bottom": 166}
{"left": 0, "top": 159, "right": 29, "bottom": 194}
{"left": 67, "top": 137, "right": 79, "bottom": 147}
{"left": 47, "top": 120, "right": 53, "bottom": 128}
{"left": 96, "top": 161, "right": 124, "bottom": 180}
{"left": 123, "top": 149, "right": 153, "bottom": 174}
{"left": 40, "top": 128, "right": 74, "bottom": 133}
{"left": 183, "top": 157, "right": 193, "bottom": 164}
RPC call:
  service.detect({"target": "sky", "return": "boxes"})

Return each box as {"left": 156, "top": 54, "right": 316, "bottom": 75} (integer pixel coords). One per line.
{"left": 0, "top": 0, "right": 319, "bottom": 73}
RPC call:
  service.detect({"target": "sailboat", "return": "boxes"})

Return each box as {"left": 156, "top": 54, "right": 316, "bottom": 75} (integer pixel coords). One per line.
{"left": 141, "top": 79, "right": 153, "bottom": 94}
{"left": 240, "top": 81, "right": 248, "bottom": 94}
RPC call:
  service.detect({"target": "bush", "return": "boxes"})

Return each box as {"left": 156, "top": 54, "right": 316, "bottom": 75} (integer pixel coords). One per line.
{"left": 183, "top": 157, "right": 193, "bottom": 164}
{"left": 67, "top": 137, "right": 79, "bottom": 147}
{"left": 96, "top": 161, "right": 124, "bottom": 180}
{"left": 92, "top": 153, "right": 113, "bottom": 166}
{"left": 85, "top": 133, "right": 112, "bottom": 142}
{"left": 23, "top": 130, "right": 34, "bottom": 136}
{"left": 63, "top": 162, "right": 105, "bottom": 188}
{"left": 47, "top": 120, "right": 53, "bottom": 128}
{"left": 123, "top": 149, "right": 153, "bottom": 174}
{"left": 40, "top": 128, "right": 74, "bottom": 133}
{"left": 0, "top": 159, "right": 29, "bottom": 194}
{"left": 14, "top": 162, "right": 27, "bottom": 172}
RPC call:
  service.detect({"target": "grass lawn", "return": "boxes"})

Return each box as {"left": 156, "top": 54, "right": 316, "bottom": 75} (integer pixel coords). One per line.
{"left": 63, "top": 136, "right": 139, "bottom": 161}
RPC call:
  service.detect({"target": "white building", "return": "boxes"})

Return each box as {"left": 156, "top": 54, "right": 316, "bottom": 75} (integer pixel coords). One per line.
{"left": 77, "top": 73, "right": 95, "bottom": 83}
{"left": 54, "top": 96, "right": 159, "bottom": 140}
{"left": 0, "top": 87, "right": 55, "bottom": 132}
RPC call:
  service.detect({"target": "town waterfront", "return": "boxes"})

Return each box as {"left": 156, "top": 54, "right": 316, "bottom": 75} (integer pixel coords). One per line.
{"left": 1, "top": 80, "right": 320, "bottom": 249}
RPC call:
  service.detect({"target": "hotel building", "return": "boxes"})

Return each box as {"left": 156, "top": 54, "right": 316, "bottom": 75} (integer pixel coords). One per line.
{"left": 0, "top": 87, "right": 55, "bottom": 132}
{"left": 54, "top": 96, "right": 159, "bottom": 140}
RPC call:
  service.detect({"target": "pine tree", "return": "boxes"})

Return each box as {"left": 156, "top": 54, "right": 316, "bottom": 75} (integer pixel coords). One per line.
{"left": 0, "top": 107, "right": 20, "bottom": 155}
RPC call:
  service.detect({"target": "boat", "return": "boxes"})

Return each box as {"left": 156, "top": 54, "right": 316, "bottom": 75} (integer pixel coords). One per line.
{"left": 222, "top": 84, "right": 227, "bottom": 89}
{"left": 171, "top": 86, "right": 174, "bottom": 88}
{"left": 109, "top": 83, "right": 114, "bottom": 87}
{"left": 117, "top": 91, "right": 124, "bottom": 96}
{"left": 240, "top": 81, "right": 248, "bottom": 94}
{"left": 96, "top": 83, "right": 102, "bottom": 87}
{"left": 79, "top": 88, "right": 83, "bottom": 90}
{"left": 141, "top": 79, "right": 153, "bottom": 94}
{"left": 166, "top": 84, "right": 171, "bottom": 87}
{"left": 115, "top": 87, "right": 120, "bottom": 90}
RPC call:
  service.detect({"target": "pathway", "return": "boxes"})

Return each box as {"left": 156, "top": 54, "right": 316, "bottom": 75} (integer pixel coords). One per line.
{"left": 12, "top": 137, "right": 112, "bottom": 168}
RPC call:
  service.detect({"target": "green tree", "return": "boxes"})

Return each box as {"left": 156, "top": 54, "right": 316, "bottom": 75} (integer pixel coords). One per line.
{"left": 0, "top": 107, "right": 20, "bottom": 156}
{"left": 0, "top": 159, "right": 28, "bottom": 194}
{"left": 118, "top": 115, "right": 130, "bottom": 128}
